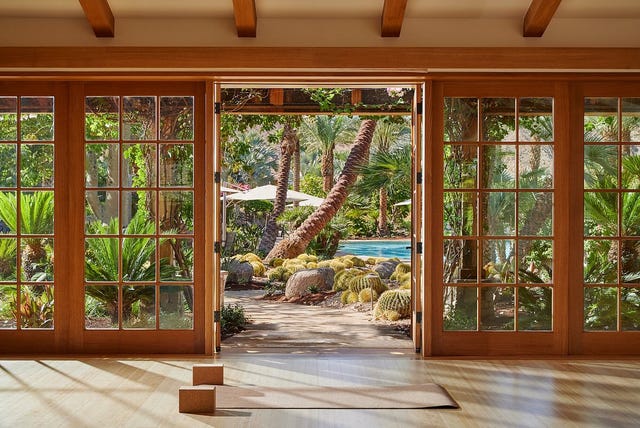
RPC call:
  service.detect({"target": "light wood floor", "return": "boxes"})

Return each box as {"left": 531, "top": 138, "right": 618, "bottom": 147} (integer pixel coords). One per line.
{"left": 1, "top": 351, "right": 639, "bottom": 427}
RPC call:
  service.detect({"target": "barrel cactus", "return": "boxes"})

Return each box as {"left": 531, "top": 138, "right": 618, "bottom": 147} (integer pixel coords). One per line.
{"left": 348, "top": 273, "right": 387, "bottom": 295}
{"left": 340, "top": 290, "right": 359, "bottom": 304}
{"left": 270, "top": 257, "right": 284, "bottom": 267}
{"left": 343, "top": 255, "right": 366, "bottom": 267}
{"left": 374, "top": 289, "right": 411, "bottom": 320}
{"left": 240, "top": 253, "right": 262, "bottom": 263}
{"left": 390, "top": 263, "right": 411, "bottom": 280}
{"left": 333, "top": 269, "right": 363, "bottom": 292}
{"left": 250, "top": 260, "right": 266, "bottom": 276}
{"left": 358, "top": 287, "right": 378, "bottom": 303}
{"left": 267, "top": 266, "right": 290, "bottom": 282}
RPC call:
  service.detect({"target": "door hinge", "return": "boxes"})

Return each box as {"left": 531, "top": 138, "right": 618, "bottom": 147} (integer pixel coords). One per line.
{"left": 214, "top": 171, "right": 221, "bottom": 183}
{"left": 214, "top": 102, "right": 221, "bottom": 114}
{"left": 416, "top": 101, "right": 423, "bottom": 114}
{"left": 416, "top": 171, "right": 422, "bottom": 185}
{"left": 416, "top": 311, "right": 422, "bottom": 324}
{"left": 214, "top": 311, "right": 221, "bottom": 322}
{"left": 416, "top": 242, "right": 423, "bottom": 254}
{"left": 214, "top": 241, "right": 222, "bottom": 253}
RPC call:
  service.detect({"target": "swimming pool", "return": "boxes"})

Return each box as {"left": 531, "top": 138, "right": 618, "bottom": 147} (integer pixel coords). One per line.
{"left": 337, "top": 239, "right": 411, "bottom": 260}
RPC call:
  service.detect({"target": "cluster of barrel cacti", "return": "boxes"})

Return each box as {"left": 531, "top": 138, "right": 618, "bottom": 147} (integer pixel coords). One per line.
{"left": 374, "top": 289, "right": 412, "bottom": 321}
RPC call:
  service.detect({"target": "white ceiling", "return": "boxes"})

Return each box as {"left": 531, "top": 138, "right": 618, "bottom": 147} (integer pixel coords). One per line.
{"left": 1, "top": 0, "right": 640, "bottom": 19}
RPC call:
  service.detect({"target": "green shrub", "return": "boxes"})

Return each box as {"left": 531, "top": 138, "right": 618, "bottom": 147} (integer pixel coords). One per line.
{"left": 221, "top": 303, "right": 249, "bottom": 338}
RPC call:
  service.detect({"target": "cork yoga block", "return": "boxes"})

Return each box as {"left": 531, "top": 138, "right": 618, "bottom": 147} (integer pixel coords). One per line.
{"left": 178, "top": 385, "right": 216, "bottom": 414}
{"left": 192, "top": 364, "right": 224, "bottom": 386}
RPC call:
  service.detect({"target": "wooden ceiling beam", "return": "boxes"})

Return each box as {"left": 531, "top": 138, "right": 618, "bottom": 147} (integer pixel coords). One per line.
{"left": 523, "top": 0, "right": 562, "bottom": 37}
{"left": 381, "top": 0, "right": 408, "bottom": 37}
{"left": 232, "top": 0, "right": 257, "bottom": 37}
{"left": 78, "top": 0, "right": 115, "bottom": 38}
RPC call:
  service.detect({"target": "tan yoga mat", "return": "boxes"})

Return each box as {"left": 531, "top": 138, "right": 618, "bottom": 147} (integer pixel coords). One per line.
{"left": 215, "top": 384, "right": 458, "bottom": 409}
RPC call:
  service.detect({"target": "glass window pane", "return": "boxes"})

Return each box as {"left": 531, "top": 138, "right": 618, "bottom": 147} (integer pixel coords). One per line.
{"left": 518, "top": 97, "right": 553, "bottom": 142}
{"left": 443, "top": 239, "right": 477, "bottom": 283}
{"left": 444, "top": 192, "right": 476, "bottom": 236}
{"left": 584, "top": 97, "right": 618, "bottom": 142}
{"left": 0, "top": 191, "right": 17, "bottom": 234}
{"left": 482, "top": 192, "right": 515, "bottom": 236}
{"left": 443, "top": 286, "right": 477, "bottom": 331}
{"left": 482, "top": 239, "right": 515, "bottom": 283}
{"left": 481, "top": 145, "right": 516, "bottom": 189}
{"left": 584, "top": 287, "right": 617, "bottom": 331}
{"left": 621, "top": 240, "right": 640, "bottom": 283}
{"left": 482, "top": 98, "right": 515, "bottom": 142}
{"left": 159, "top": 285, "right": 193, "bottom": 329}
{"left": 518, "top": 192, "right": 553, "bottom": 237}
{"left": 622, "top": 145, "right": 640, "bottom": 190}
{"left": 444, "top": 98, "right": 478, "bottom": 142}
{"left": 160, "top": 96, "right": 194, "bottom": 141}
{"left": 122, "top": 191, "right": 155, "bottom": 234}
{"left": 621, "top": 287, "right": 640, "bottom": 331}
{"left": 0, "top": 285, "right": 17, "bottom": 329}
{"left": 160, "top": 238, "right": 193, "bottom": 282}
{"left": 122, "top": 285, "right": 155, "bottom": 329}
{"left": 159, "top": 191, "right": 193, "bottom": 234}
{"left": 584, "top": 145, "right": 618, "bottom": 189}
{"left": 0, "top": 97, "right": 18, "bottom": 141}
{"left": 85, "top": 285, "right": 118, "bottom": 329}
{"left": 20, "top": 238, "right": 53, "bottom": 281}
{"left": 20, "top": 284, "right": 54, "bottom": 329}
{"left": 621, "top": 98, "right": 640, "bottom": 142}
{"left": 122, "top": 143, "right": 157, "bottom": 188}
{"left": 85, "top": 190, "right": 119, "bottom": 234}
{"left": 518, "top": 239, "right": 553, "bottom": 284}
{"left": 122, "top": 238, "right": 156, "bottom": 282}
{"left": 20, "top": 144, "right": 54, "bottom": 188}
{"left": 0, "top": 238, "right": 17, "bottom": 281}
{"left": 20, "top": 96, "right": 54, "bottom": 141}
{"left": 85, "top": 143, "right": 119, "bottom": 188}
{"left": 20, "top": 191, "right": 54, "bottom": 235}
{"left": 444, "top": 144, "right": 477, "bottom": 189}
{"left": 85, "top": 96, "right": 119, "bottom": 141}
{"left": 123, "top": 96, "right": 156, "bottom": 140}
{"left": 584, "top": 192, "right": 617, "bottom": 236}
{"left": 519, "top": 145, "right": 553, "bottom": 189}
{"left": 159, "top": 144, "right": 194, "bottom": 187}
{"left": 0, "top": 144, "right": 16, "bottom": 187}
{"left": 518, "top": 286, "right": 552, "bottom": 331}
{"left": 622, "top": 194, "right": 640, "bottom": 236}
{"left": 85, "top": 238, "right": 119, "bottom": 282}
{"left": 480, "top": 286, "right": 514, "bottom": 330}
{"left": 584, "top": 240, "right": 618, "bottom": 284}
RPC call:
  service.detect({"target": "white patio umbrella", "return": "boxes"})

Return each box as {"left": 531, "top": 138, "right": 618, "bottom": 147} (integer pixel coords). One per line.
{"left": 394, "top": 199, "right": 412, "bottom": 206}
{"left": 298, "top": 196, "right": 325, "bottom": 207}
{"left": 226, "top": 184, "right": 316, "bottom": 202}
{"left": 220, "top": 186, "right": 239, "bottom": 247}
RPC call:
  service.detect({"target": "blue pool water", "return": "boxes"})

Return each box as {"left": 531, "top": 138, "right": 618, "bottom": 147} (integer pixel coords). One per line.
{"left": 337, "top": 239, "right": 411, "bottom": 260}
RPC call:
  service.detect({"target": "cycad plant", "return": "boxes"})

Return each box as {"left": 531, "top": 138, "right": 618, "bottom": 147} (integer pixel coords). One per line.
{"left": 85, "top": 211, "right": 178, "bottom": 323}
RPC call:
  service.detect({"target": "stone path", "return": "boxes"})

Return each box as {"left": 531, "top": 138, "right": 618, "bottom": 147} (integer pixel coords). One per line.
{"left": 223, "top": 289, "right": 413, "bottom": 352}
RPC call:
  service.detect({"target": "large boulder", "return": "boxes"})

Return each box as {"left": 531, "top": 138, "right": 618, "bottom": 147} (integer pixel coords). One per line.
{"left": 226, "top": 260, "right": 254, "bottom": 285}
{"left": 285, "top": 268, "right": 335, "bottom": 298}
{"left": 373, "top": 260, "right": 400, "bottom": 279}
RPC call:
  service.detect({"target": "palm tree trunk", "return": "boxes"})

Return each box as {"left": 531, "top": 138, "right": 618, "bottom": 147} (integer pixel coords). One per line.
{"left": 257, "top": 124, "right": 298, "bottom": 255}
{"left": 377, "top": 187, "right": 389, "bottom": 236}
{"left": 321, "top": 147, "right": 334, "bottom": 193}
{"left": 265, "top": 120, "right": 376, "bottom": 262}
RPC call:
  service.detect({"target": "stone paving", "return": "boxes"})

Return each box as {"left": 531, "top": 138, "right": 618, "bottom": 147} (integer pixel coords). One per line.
{"left": 223, "top": 289, "right": 413, "bottom": 353}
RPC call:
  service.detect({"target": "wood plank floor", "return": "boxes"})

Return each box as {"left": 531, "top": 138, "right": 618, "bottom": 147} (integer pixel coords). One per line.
{"left": 1, "top": 352, "right": 639, "bottom": 427}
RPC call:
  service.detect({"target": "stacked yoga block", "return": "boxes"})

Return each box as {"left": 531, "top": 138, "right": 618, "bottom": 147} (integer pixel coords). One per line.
{"left": 178, "top": 364, "right": 224, "bottom": 413}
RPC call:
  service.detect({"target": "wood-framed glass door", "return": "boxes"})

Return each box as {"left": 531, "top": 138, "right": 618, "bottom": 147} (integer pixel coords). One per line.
{"left": 429, "top": 80, "right": 568, "bottom": 356}
{"left": 0, "top": 82, "right": 65, "bottom": 353}
{"left": 77, "top": 82, "right": 206, "bottom": 353}
{"left": 570, "top": 81, "right": 640, "bottom": 355}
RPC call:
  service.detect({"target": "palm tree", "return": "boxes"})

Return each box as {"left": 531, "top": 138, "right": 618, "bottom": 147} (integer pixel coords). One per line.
{"left": 257, "top": 124, "right": 298, "bottom": 255}
{"left": 356, "top": 143, "right": 411, "bottom": 236}
{"left": 365, "top": 118, "right": 411, "bottom": 235}
{"left": 265, "top": 119, "right": 376, "bottom": 262}
{"left": 300, "top": 115, "right": 357, "bottom": 193}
